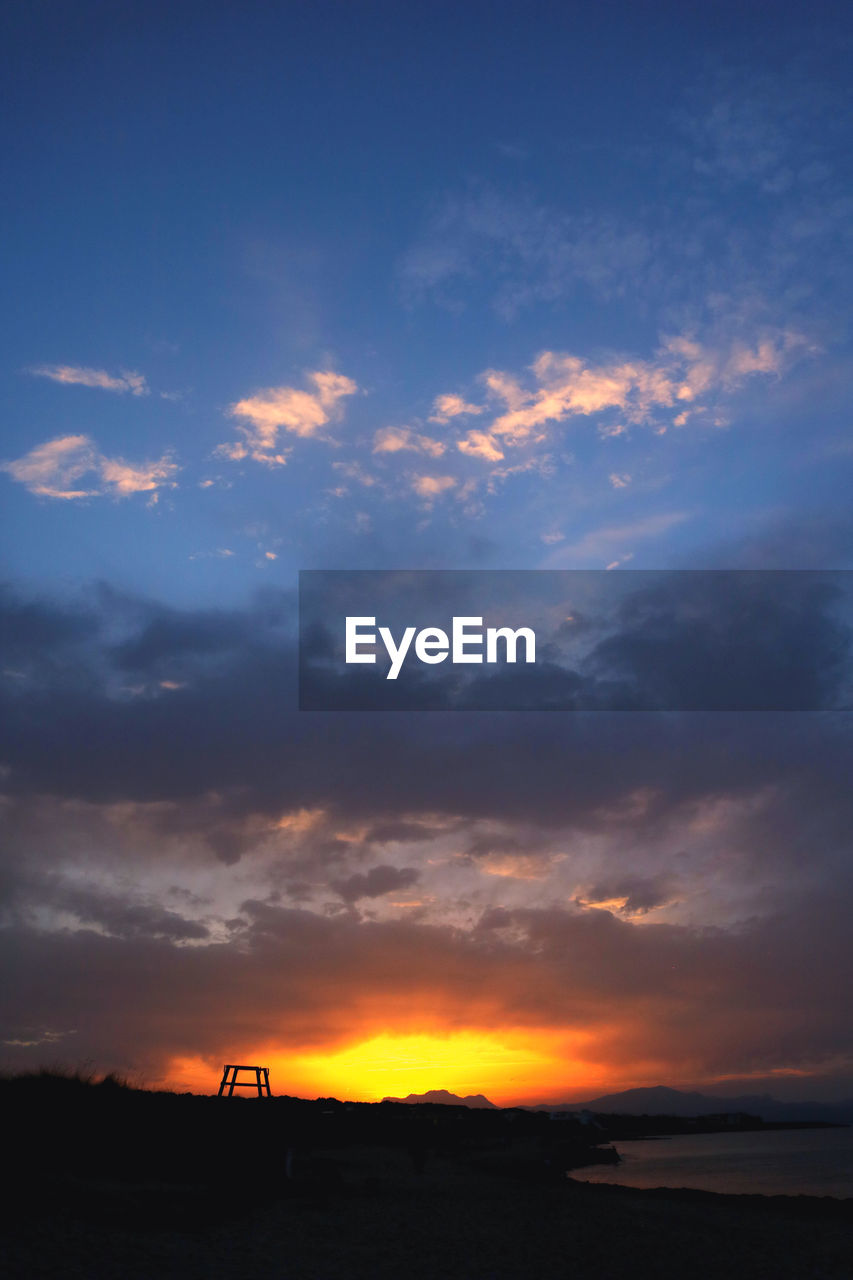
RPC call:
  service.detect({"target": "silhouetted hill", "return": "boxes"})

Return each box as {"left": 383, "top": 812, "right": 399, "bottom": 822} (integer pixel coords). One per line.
{"left": 381, "top": 1089, "right": 497, "bottom": 1108}
{"left": 546, "top": 1085, "right": 853, "bottom": 1123}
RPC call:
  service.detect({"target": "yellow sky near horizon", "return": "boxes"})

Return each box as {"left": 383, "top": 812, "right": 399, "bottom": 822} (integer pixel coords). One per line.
{"left": 166, "top": 1026, "right": 627, "bottom": 1106}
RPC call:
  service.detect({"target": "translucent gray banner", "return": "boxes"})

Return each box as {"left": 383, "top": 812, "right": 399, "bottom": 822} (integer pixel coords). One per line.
{"left": 298, "top": 570, "right": 853, "bottom": 711}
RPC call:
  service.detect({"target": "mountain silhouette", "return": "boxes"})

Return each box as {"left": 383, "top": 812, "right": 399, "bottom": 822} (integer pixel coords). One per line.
{"left": 544, "top": 1085, "right": 853, "bottom": 1122}
{"left": 381, "top": 1089, "right": 497, "bottom": 1108}
{"left": 380, "top": 1083, "right": 853, "bottom": 1120}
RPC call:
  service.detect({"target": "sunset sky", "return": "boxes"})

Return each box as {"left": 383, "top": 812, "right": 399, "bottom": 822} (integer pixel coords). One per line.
{"left": 2, "top": 2, "right": 853, "bottom": 1105}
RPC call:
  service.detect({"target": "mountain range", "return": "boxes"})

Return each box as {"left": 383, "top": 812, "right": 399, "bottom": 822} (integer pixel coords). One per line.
{"left": 381, "top": 1084, "right": 853, "bottom": 1122}
{"left": 381, "top": 1089, "right": 496, "bottom": 1108}
{"left": 549, "top": 1085, "right": 853, "bottom": 1122}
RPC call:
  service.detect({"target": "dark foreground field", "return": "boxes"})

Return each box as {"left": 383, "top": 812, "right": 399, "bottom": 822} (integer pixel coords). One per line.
{"left": 4, "top": 1073, "right": 853, "bottom": 1279}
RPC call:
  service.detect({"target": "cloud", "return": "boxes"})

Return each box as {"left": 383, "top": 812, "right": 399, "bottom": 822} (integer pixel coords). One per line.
{"left": 332, "top": 865, "right": 420, "bottom": 903}
{"left": 2, "top": 435, "right": 99, "bottom": 499}
{"left": 5, "top": 869, "right": 209, "bottom": 941}
{"left": 429, "top": 393, "right": 484, "bottom": 423}
{"left": 221, "top": 370, "right": 358, "bottom": 464}
{"left": 724, "top": 336, "right": 799, "bottom": 381}
{"left": 457, "top": 431, "right": 504, "bottom": 461}
{"left": 28, "top": 365, "right": 148, "bottom": 395}
{"left": 372, "top": 427, "right": 445, "bottom": 457}
{"left": 188, "top": 548, "right": 235, "bottom": 561}
{"left": 4, "top": 875, "right": 853, "bottom": 1099}
{"left": 2, "top": 582, "right": 852, "bottom": 1097}
{"left": 331, "top": 460, "right": 377, "bottom": 488}
{"left": 544, "top": 512, "right": 688, "bottom": 567}
{"left": 2, "top": 436, "right": 178, "bottom": 500}
{"left": 401, "top": 79, "right": 853, "bottom": 339}
{"left": 451, "top": 331, "right": 804, "bottom": 462}
{"left": 662, "top": 333, "right": 802, "bottom": 402}
{"left": 399, "top": 187, "right": 654, "bottom": 318}
{"left": 682, "top": 72, "right": 835, "bottom": 193}
{"left": 5, "top": 578, "right": 849, "bottom": 817}
{"left": 574, "top": 873, "right": 679, "bottom": 917}
{"left": 411, "top": 474, "right": 457, "bottom": 502}
{"left": 97, "top": 455, "right": 179, "bottom": 497}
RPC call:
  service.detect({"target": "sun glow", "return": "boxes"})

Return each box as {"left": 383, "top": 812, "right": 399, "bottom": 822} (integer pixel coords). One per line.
{"left": 166, "top": 1026, "right": 621, "bottom": 1105}
{"left": 250, "top": 1027, "right": 603, "bottom": 1105}
{"left": 166, "top": 1026, "right": 643, "bottom": 1103}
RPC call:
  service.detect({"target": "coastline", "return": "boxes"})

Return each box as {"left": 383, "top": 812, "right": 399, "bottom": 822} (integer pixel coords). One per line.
{"left": 6, "top": 1146, "right": 853, "bottom": 1279}
{"left": 568, "top": 1175, "right": 853, "bottom": 1216}
{"left": 6, "top": 1078, "right": 853, "bottom": 1276}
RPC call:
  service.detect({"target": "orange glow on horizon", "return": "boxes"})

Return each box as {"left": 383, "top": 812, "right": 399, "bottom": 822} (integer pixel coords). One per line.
{"left": 167, "top": 1027, "right": 618, "bottom": 1106}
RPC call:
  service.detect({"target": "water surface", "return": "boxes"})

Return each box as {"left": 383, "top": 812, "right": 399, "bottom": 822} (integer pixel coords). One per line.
{"left": 572, "top": 1127, "right": 853, "bottom": 1198}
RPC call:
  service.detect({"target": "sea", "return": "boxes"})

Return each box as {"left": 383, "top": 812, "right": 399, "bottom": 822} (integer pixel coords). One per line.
{"left": 571, "top": 1127, "right": 853, "bottom": 1199}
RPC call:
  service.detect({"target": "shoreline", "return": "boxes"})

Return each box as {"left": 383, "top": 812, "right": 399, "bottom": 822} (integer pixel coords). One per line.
{"left": 567, "top": 1175, "right": 853, "bottom": 1216}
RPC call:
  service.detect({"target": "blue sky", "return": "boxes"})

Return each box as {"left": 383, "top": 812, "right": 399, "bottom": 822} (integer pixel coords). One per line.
{"left": 4, "top": 1, "right": 852, "bottom": 603}
{"left": 3, "top": 3, "right": 853, "bottom": 1102}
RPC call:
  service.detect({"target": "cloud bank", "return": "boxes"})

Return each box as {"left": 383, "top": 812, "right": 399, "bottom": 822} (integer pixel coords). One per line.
{"left": 1, "top": 583, "right": 851, "bottom": 1100}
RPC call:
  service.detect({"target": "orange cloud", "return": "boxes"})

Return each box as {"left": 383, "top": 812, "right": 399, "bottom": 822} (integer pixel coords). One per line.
{"left": 725, "top": 337, "right": 790, "bottom": 381}
{"left": 223, "top": 370, "right": 358, "bottom": 464}
{"left": 98, "top": 454, "right": 179, "bottom": 496}
{"left": 2, "top": 435, "right": 99, "bottom": 499}
{"left": 411, "top": 474, "right": 457, "bottom": 501}
{"left": 455, "top": 330, "right": 806, "bottom": 459}
{"left": 2, "top": 435, "right": 178, "bottom": 500}
{"left": 28, "top": 364, "right": 148, "bottom": 395}
{"left": 457, "top": 430, "right": 504, "bottom": 461}
{"left": 373, "top": 426, "right": 445, "bottom": 457}
{"left": 9, "top": 839, "right": 852, "bottom": 1106}
{"left": 429, "top": 393, "right": 484, "bottom": 423}
{"left": 484, "top": 354, "right": 674, "bottom": 445}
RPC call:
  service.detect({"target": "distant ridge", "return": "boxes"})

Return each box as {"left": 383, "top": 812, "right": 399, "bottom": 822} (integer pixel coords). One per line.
{"left": 540, "top": 1085, "right": 853, "bottom": 1123}
{"left": 379, "top": 1084, "right": 853, "bottom": 1121}
{"left": 382, "top": 1089, "right": 497, "bottom": 1108}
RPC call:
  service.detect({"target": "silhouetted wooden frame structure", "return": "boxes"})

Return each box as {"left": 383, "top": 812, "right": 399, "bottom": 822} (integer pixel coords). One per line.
{"left": 218, "top": 1064, "right": 272, "bottom": 1097}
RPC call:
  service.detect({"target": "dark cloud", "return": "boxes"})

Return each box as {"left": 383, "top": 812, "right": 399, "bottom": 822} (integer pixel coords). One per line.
{"left": 0, "top": 864, "right": 208, "bottom": 942}
{"left": 1, "top": 578, "right": 852, "bottom": 864}
{"left": 685, "top": 509, "right": 853, "bottom": 571}
{"left": 332, "top": 865, "right": 420, "bottom": 903}
{"left": 588, "top": 571, "right": 851, "bottom": 711}
{"left": 2, "top": 885, "right": 853, "bottom": 1095}
{"left": 112, "top": 610, "right": 254, "bottom": 675}
{"left": 2, "top": 580, "right": 853, "bottom": 1097}
{"left": 0, "top": 587, "right": 98, "bottom": 661}
{"left": 574, "top": 873, "right": 679, "bottom": 916}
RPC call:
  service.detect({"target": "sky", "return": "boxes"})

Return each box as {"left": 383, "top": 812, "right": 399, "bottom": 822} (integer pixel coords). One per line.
{"left": 2, "top": 1, "right": 853, "bottom": 1105}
